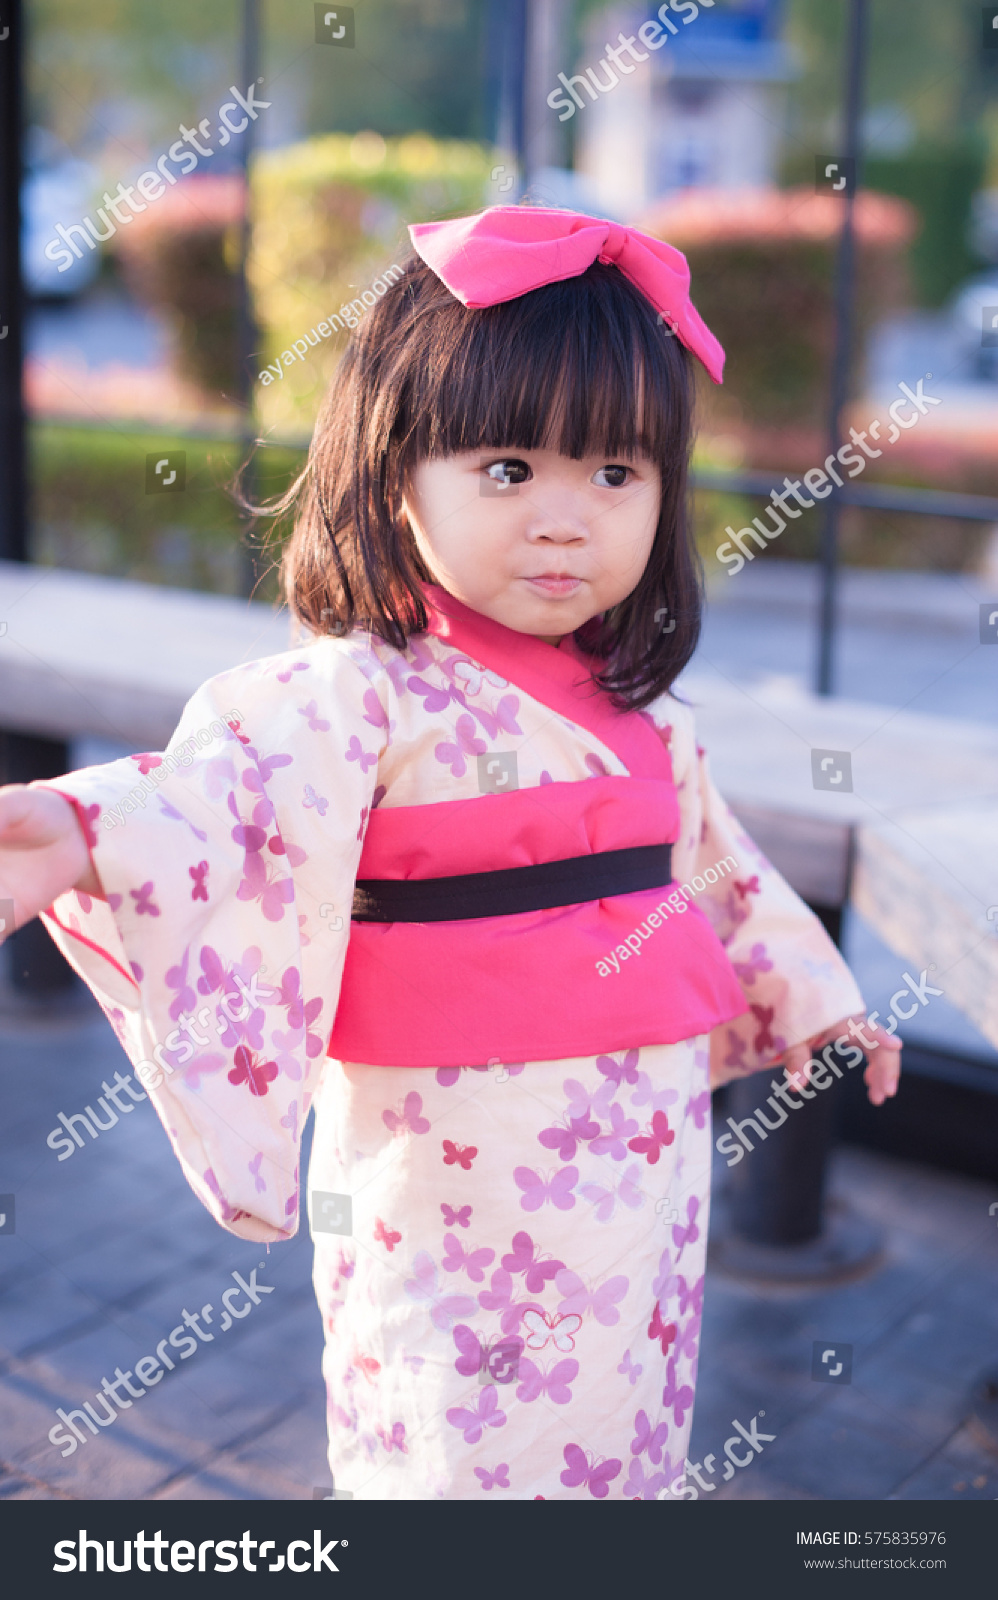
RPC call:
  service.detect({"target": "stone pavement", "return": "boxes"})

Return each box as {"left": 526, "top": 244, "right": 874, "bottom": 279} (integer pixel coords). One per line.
{"left": 1, "top": 987, "right": 997, "bottom": 1502}
{"left": 0, "top": 992, "right": 328, "bottom": 1501}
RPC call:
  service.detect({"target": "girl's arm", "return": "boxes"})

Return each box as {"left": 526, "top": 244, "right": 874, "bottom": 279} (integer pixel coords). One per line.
{"left": 0, "top": 785, "right": 101, "bottom": 932}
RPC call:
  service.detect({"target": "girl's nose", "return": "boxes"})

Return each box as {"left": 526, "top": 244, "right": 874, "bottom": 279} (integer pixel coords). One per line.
{"left": 524, "top": 495, "right": 588, "bottom": 543}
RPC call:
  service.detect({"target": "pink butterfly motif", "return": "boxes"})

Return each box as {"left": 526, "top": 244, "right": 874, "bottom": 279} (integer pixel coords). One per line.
{"left": 648, "top": 1303, "right": 678, "bottom": 1357}
{"left": 631, "top": 1408, "right": 670, "bottom": 1464}
{"left": 374, "top": 1217, "right": 401, "bottom": 1253}
{"left": 449, "top": 659, "right": 507, "bottom": 697}
{"left": 362, "top": 688, "right": 391, "bottom": 732}
{"left": 588, "top": 1101, "right": 639, "bottom": 1160}
{"left": 672, "top": 1196, "right": 701, "bottom": 1259}
{"left": 584, "top": 753, "right": 610, "bottom": 778}
{"left": 189, "top": 860, "right": 209, "bottom": 901}
{"left": 407, "top": 674, "right": 453, "bottom": 714}
{"left": 618, "top": 1350, "right": 643, "bottom": 1386}
{"left": 441, "top": 1233, "right": 495, "bottom": 1283}
{"left": 434, "top": 714, "right": 486, "bottom": 777}
{"left": 676, "top": 1273, "right": 705, "bottom": 1319}
{"left": 276, "top": 661, "right": 309, "bottom": 683}
{"left": 686, "top": 1089, "right": 711, "bottom": 1130}
{"left": 623, "top": 1456, "right": 668, "bottom": 1500}
{"left": 563, "top": 1075, "right": 615, "bottom": 1122}
{"left": 302, "top": 783, "right": 329, "bottom": 816}
{"left": 445, "top": 1384, "right": 507, "bottom": 1445}
{"left": 403, "top": 1252, "right": 476, "bottom": 1332}
{"left": 521, "top": 1308, "right": 583, "bottom": 1353}
{"left": 344, "top": 734, "right": 378, "bottom": 772}
{"left": 630, "top": 1072, "right": 680, "bottom": 1116}
{"left": 130, "top": 881, "right": 160, "bottom": 917}
{"left": 452, "top": 1324, "right": 523, "bottom": 1384}
{"left": 441, "top": 1203, "right": 472, "bottom": 1229}
{"left": 723, "top": 1027, "right": 750, "bottom": 1073}
{"left": 513, "top": 1165, "right": 578, "bottom": 1213}
{"left": 627, "top": 1110, "right": 676, "bottom": 1166}
{"left": 662, "top": 1356, "right": 695, "bottom": 1427}
{"left": 515, "top": 1356, "right": 579, "bottom": 1405}
{"left": 298, "top": 699, "right": 331, "bottom": 733}
{"left": 560, "top": 1443, "right": 622, "bottom": 1499}
{"left": 579, "top": 1161, "right": 645, "bottom": 1224}
{"left": 474, "top": 1463, "right": 510, "bottom": 1492}
{"left": 596, "top": 1049, "right": 640, "bottom": 1087}
{"left": 376, "top": 1421, "right": 407, "bottom": 1454}
{"left": 247, "top": 1152, "right": 266, "bottom": 1194}
{"left": 732, "top": 941, "right": 774, "bottom": 985}
{"left": 382, "top": 1091, "right": 430, "bottom": 1138}
{"left": 477, "top": 1269, "right": 542, "bottom": 1336}
{"left": 538, "top": 1112, "right": 599, "bottom": 1163}
{"left": 556, "top": 1268, "right": 629, "bottom": 1327}
{"left": 500, "top": 1231, "right": 565, "bottom": 1294}
{"left": 443, "top": 1139, "right": 477, "bottom": 1170}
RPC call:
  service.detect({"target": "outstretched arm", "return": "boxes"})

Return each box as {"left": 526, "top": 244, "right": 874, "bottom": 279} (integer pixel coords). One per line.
{"left": 0, "top": 785, "right": 100, "bottom": 936}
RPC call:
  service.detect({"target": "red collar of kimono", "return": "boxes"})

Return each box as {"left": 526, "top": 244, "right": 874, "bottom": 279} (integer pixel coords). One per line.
{"left": 421, "top": 585, "right": 671, "bottom": 781}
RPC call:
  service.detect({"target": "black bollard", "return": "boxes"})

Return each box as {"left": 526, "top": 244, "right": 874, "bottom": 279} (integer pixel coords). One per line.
{"left": 710, "top": 904, "right": 883, "bottom": 1286}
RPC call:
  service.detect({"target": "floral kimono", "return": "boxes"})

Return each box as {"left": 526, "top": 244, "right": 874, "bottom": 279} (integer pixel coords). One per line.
{"left": 41, "top": 587, "right": 862, "bottom": 1500}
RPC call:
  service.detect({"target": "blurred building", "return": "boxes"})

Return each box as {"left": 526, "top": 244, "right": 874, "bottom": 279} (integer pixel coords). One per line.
{"left": 574, "top": 0, "right": 798, "bottom": 218}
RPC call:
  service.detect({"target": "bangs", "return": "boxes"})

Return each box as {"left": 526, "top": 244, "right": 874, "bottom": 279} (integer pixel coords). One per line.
{"left": 400, "top": 261, "right": 689, "bottom": 470}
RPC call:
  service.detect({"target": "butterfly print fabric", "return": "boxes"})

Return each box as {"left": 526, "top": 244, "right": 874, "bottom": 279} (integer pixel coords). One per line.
{"left": 39, "top": 621, "right": 864, "bottom": 1498}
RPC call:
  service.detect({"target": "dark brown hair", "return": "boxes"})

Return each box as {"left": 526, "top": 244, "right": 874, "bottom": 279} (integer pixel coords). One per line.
{"left": 271, "top": 248, "right": 702, "bottom": 708}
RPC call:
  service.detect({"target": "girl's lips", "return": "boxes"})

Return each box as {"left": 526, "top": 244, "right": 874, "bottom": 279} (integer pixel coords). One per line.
{"left": 524, "top": 575, "right": 583, "bottom": 596}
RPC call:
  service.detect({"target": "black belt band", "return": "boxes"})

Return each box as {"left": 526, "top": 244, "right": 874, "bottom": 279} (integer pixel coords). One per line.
{"left": 351, "top": 842, "right": 674, "bottom": 923}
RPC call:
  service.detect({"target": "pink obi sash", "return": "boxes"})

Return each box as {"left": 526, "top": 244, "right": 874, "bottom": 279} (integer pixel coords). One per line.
{"left": 327, "top": 589, "right": 748, "bottom": 1068}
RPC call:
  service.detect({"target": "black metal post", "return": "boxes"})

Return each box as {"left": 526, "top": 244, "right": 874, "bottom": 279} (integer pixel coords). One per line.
{"left": 815, "top": 0, "right": 869, "bottom": 697}
{"left": 712, "top": 903, "right": 881, "bottom": 1285}
{"left": 0, "top": 0, "right": 26, "bottom": 564}
{"left": 236, "top": 0, "right": 261, "bottom": 597}
{"left": 493, "top": 0, "right": 527, "bottom": 184}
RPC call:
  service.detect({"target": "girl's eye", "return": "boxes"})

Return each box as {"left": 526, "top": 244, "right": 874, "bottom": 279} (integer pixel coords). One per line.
{"left": 592, "top": 464, "right": 632, "bottom": 488}
{"left": 484, "top": 458, "right": 531, "bottom": 487}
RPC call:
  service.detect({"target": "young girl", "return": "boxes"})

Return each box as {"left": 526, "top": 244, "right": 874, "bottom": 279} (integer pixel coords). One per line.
{"left": 0, "top": 206, "right": 900, "bottom": 1501}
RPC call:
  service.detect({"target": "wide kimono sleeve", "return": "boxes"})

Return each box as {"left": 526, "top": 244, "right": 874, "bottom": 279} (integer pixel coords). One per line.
{"left": 653, "top": 695, "right": 865, "bottom": 1091}
{"left": 36, "top": 639, "right": 386, "bottom": 1243}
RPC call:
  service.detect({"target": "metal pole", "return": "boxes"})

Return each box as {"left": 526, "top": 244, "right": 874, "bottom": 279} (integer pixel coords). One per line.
{"left": 236, "top": 0, "right": 261, "bottom": 596}
{"left": 815, "top": 0, "right": 868, "bottom": 697}
{"left": 494, "top": 0, "right": 527, "bottom": 186}
{"left": 0, "top": 0, "right": 26, "bottom": 564}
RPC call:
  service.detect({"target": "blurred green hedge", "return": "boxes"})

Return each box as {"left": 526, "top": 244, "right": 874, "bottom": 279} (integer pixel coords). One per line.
{"left": 29, "top": 423, "right": 305, "bottom": 597}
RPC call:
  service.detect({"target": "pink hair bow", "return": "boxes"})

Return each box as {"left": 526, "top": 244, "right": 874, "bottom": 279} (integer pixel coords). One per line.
{"left": 408, "top": 205, "right": 724, "bottom": 384}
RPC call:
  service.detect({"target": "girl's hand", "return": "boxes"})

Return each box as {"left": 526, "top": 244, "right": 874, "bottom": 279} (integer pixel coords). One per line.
{"left": 781, "top": 1013, "right": 902, "bottom": 1108}
{"left": 0, "top": 785, "right": 100, "bottom": 938}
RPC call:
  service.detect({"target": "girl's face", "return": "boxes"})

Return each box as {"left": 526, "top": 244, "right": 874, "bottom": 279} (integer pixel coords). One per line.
{"left": 402, "top": 447, "right": 661, "bottom": 643}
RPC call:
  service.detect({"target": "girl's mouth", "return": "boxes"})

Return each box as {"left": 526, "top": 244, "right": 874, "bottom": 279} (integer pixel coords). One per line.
{"left": 524, "top": 575, "right": 583, "bottom": 596}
